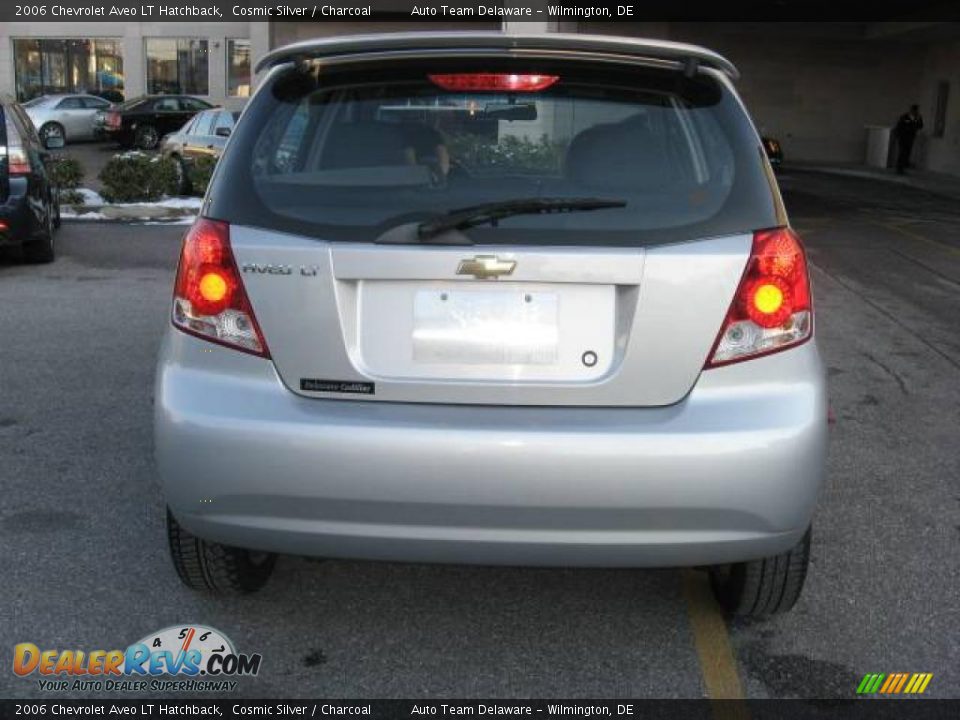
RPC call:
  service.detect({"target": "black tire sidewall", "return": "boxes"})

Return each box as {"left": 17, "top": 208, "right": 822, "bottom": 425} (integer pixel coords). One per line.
{"left": 709, "top": 527, "right": 812, "bottom": 617}
{"left": 166, "top": 507, "right": 276, "bottom": 594}
{"left": 137, "top": 125, "right": 159, "bottom": 150}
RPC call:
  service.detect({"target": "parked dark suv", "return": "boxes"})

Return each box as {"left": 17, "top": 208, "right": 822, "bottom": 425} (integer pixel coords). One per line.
{"left": 1, "top": 97, "right": 60, "bottom": 263}
{"left": 104, "top": 95, "right": 214, "bottom": 149}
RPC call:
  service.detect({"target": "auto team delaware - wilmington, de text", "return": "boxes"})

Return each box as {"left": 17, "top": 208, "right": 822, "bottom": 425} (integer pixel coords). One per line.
{"left": 20, "top": 3, "right": 633, "bottom": 19}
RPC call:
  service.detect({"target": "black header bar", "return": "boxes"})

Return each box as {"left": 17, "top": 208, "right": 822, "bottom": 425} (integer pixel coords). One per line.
{"left": 2, "top": 1, "right": 959, "bottom": 23}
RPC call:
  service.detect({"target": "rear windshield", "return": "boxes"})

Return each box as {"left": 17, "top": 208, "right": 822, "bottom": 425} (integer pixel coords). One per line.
{"left": 208, "top": 58, "right": 777, "bottom": 246}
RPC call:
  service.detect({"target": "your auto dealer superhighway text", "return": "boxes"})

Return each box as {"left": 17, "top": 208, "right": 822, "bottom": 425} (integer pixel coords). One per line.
{"left": 39, "top": 704, "right": 370, "bottom": 715}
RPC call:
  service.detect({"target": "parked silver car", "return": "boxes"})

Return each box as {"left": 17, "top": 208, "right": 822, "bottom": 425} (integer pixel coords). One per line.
{"left": 160, "top": 109, "right": 239, "bottom": 193}
{"left": 155, "top": 33, "right": 827, "bottom": 615}
{"left": 22, "top": 94, "right": 112, "bottom": 144}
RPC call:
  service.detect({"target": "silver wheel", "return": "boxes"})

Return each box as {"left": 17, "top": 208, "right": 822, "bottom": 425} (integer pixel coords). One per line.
{"left": 136, "top": 125, "right": 159, "bottom": 150}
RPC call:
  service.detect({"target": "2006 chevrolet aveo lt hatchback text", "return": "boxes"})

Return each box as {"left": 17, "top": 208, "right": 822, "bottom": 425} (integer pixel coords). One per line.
{"left": 155, "top": 33, "right": 827, "bottom": 616}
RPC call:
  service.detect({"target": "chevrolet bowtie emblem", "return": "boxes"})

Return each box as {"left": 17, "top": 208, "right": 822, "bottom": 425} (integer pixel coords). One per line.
{"left": 456, "top": 255, "right": 517, "bottom": 280}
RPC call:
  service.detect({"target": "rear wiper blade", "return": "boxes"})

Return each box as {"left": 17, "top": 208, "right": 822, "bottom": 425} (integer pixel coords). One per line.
{"left": 417, "top": 197, "right": 627, "bottom": 240}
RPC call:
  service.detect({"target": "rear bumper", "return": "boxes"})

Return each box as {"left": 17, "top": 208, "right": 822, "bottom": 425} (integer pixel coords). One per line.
{"left": 104, "top": 127, "right": 133, "bottom": 145}
{"left": 155, "top": 331, "right": 828, "bottom": 567}
{"left": 0, "top": 183, "right": 33, "bottom": 247}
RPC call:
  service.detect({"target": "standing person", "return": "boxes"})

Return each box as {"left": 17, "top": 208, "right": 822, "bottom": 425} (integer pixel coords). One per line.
{"left": 895, "top": 104, "right": 924, "bottom": 174}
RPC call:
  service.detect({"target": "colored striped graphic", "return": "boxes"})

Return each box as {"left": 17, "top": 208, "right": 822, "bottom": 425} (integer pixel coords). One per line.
{"left": 857, "top": 673, "right": 933, "bottom": 694}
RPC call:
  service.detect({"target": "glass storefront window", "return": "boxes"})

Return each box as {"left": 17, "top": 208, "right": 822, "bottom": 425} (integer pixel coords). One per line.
{"left": 227, "top": 39, "right": 251, "bottom": 98}
{"left": 146, "top": 39, "right": 209, "bottom": 95}
{"left": 13, "top": 39, "right": 124, "bottom": 102}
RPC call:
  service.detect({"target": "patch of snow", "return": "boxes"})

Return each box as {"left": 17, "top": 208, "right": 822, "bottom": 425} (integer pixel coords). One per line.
{"left": 101, "top": 196, "right": 200, "bottom": 210}
{"left": 61, "top": 210, "right": 108, "bottom": 220}
{"left": 70, "top": 188, "right": 201, "bottom": 211}
{"left": 140, "top": 215, "right": 197, "bottom": 226}
{"left": 77, "top": 188, "right": 105, "bottom": 205}
{"left": 151, "top": 197, "right": 203, "bottom": 210}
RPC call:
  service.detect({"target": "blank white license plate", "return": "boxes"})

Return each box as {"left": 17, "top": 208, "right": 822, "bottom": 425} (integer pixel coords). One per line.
{"left": 413, "top": 289, "right": 559, "bottom": 365}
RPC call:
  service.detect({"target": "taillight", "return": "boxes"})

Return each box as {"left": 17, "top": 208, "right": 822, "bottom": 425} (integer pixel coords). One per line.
{"left": 706, "top": 227, "right": 812, "bottom": 367}
{"left": 3, "top": 112, "right": 32, "bottom": 175}
{"left": 107, "top": 111, "right": 121, "bottom": 128}
{"left": 428, "top": 73, "right": 559, "bottom": 92}
{"left": 171, "top": 218, "right": 269, "bottom": 357}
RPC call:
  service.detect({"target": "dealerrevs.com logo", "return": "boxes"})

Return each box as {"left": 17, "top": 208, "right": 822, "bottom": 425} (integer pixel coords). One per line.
{"left": 13, "top": 625, "right": 261, "bottom": 693}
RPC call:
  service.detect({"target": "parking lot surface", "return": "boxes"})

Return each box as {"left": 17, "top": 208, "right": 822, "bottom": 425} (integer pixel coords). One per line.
{"left": 0, "top": 170, "right": 957, "bottom": 699}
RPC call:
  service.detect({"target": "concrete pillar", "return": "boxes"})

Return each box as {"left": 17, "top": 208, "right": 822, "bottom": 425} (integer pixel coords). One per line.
{"left": 250, "top": 21, "right": 272, "bottom": 91}
{"left": 0, "top": 29, "right": 14, "bottom": 98}
{"left": 123, "top": 27, "right": 145, "bottom": 99}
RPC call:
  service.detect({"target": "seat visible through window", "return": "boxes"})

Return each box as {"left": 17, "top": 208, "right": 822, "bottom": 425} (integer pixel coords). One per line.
{"left": 565, "top": 114, "right": 677, "bottom": 191}
{"left": 319, "top": 122, "right": 411, "bottom": 169}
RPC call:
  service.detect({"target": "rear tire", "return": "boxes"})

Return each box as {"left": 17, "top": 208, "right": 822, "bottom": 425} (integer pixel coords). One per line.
{"left": 135, "top": 124, "right": 159, "bottom": 150}
{"left": 166, "top": 508, "right": 276, "bottom": 595}
{"left": 708, "top": 527, "right": 811, "bottom": 617}
{"left": 22, "top": 202, "right": 56, "bottom": 264}
{"left": 171, "top": 155, "right": 190, "bottom": 195}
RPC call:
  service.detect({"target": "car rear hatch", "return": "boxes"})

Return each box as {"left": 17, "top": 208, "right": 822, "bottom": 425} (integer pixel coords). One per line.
{"left": 204, "top": 46, "right": 782, "bottom": 407}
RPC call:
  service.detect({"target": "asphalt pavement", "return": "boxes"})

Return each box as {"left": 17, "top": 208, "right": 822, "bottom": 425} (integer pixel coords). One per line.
{"left": 0, "top": 170, "right": 957, "bottom": 699}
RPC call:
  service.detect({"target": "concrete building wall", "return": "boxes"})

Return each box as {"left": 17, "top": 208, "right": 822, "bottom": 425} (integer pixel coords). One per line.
{"left": 270, "top": 20, "right": 499, "bottom": 48}
{"left": 0, "top": 21, "right": 250, "bottom": 109}
{"left": 918, "top": 40, "right": 960, "bottom": 176}
{"left": 588, "top": 22, "right": 928, "bottom": 167}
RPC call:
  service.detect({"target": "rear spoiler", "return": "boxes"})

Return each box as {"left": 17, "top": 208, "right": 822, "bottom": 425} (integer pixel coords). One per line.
{"left": 255, "top": 32, "right": 740, "bottom": 80}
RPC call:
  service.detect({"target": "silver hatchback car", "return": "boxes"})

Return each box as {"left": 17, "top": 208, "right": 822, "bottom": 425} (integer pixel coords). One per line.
{"left": 155, "top": 33, "right": 827, "bottom": 616}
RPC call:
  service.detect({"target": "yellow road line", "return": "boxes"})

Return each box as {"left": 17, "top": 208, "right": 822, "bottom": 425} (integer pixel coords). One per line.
{"left": 873, "top": 219, "right": 960, "bottom": 257}
{"left": 682, "top": 569, "right": 749, "bottom": 720}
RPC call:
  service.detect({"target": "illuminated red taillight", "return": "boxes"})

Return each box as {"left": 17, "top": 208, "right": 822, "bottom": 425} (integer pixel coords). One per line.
{"left": 706, "top": 227, "right": 812, "bottom": 367}
{"left": 428, "top": 73, "right": 559, "bottom": 92}
{"left": 171, "top": 218, "right": 269, "bottom": 357}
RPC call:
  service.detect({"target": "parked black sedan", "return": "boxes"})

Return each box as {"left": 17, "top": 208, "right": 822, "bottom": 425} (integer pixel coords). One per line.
{"left": 0, "top": 96, "right": 60, "bottom": 263}
{"left": 104, "top": 95, "right": 214, "bottom": 150}
{"left": 160, "top": 108, "right": 239, "bottom": 193}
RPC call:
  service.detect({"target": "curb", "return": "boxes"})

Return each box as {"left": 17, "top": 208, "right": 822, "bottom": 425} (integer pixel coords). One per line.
{"left": 61, "top": 203, "right": 198, "bottom": 223}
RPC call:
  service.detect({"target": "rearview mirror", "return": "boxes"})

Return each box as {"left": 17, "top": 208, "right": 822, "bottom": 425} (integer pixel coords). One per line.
{"left": 215, "top": 127, "right": 231, "bottom": 138}
{"left": 44, "top": 135, "right": 65, "bottom": 150}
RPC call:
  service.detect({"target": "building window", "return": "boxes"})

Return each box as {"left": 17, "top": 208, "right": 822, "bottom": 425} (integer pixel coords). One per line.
{"left": 933, "top": 81, "right": 949, "bottom": 139}
{"left": 13, "top": 39, "right": 124, "bottom": 102}
{"left": 146, "top": 39, "right": 209, "bottom": 95}
{"left": 227, "top": 39, "right": 251, "bottom": 98}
